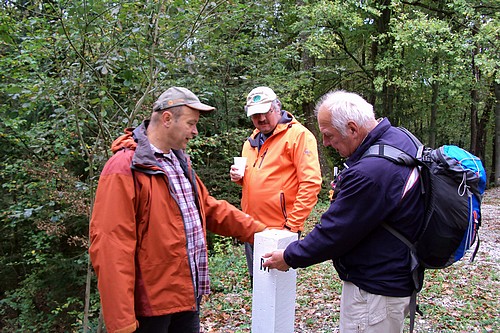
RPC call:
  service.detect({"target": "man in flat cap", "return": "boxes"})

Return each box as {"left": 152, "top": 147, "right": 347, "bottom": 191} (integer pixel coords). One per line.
{"left": 89, "top": 87, "right": 266, "bottom": 333}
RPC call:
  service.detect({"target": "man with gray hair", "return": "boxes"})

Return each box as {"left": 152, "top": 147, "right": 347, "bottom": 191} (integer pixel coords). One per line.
{"left": 263, "top": 90, "right": 425, "bottom": 333}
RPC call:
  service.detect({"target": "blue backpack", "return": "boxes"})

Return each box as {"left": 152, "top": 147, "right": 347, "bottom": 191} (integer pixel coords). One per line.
{"left": 363, "top": 128, "right": 487, "bottom": 271}
{"left": 362, "top": 127, "right": 487, "bottom": 333}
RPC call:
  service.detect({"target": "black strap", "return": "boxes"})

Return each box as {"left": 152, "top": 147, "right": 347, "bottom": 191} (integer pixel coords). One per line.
{"left": 382, "top": 222, "right": 414, "bottom": 250}
{"left": 383, "top": 222, "right": 422, "bottom": 333}
{"left": 383, "top": 222, "right": 421, "bottom": 284}
{"left": 409, "top": 290, "right": 417, "bottom": 333}
{"left": 470, "top": 234, "right": 480, "bottom": 263}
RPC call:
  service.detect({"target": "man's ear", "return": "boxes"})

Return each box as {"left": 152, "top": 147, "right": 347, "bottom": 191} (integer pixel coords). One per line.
{"left": 162, "top": 110, "right": 173, "bottom": 123}
{"left": 346, "top": 121, "right": 359, "bottom": 136}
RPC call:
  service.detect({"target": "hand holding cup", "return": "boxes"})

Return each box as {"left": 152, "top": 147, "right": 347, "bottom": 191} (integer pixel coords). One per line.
{"left": 230, "top": 157, "right": 247, "bottom": 181}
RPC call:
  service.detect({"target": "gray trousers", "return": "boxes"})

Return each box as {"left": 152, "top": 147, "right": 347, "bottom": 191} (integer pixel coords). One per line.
{"left": 244, "top": 242, "right": 254, "bottom": 278}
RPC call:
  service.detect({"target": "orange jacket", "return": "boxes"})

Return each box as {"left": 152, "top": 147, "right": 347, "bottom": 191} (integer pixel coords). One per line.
{"left": 239, "top": 112, "right": 322, "bottom": 232}
{"left": 89, "top": 122, "right": 266, "bottom": 333}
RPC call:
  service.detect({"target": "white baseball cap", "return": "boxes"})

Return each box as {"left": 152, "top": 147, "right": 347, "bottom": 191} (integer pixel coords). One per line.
{"left": 245, "top": 86, "right": 277, "bottom": 117}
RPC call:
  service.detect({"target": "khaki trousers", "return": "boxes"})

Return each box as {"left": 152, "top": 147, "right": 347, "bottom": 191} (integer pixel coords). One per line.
{"left": 340, "top": 281, "right": 410, "bottom": 333}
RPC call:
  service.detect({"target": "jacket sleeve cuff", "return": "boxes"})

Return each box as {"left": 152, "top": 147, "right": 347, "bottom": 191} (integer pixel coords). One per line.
{"left": 283, "top": 247, "right": 295, "bottom": 269}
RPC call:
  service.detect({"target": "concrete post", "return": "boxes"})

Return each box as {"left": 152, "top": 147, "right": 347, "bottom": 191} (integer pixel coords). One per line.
{"left": 251, "top": 229, "right": 298, "bottom": 333}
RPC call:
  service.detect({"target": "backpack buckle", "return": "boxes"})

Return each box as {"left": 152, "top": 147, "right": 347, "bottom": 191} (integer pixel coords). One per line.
{"left": 420, "top": 147, "right": 433, "bottom": 163}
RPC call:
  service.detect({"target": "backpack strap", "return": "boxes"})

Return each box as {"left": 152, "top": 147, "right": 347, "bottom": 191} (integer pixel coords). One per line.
{"left": 398, "top": 127, "right": 424, "bottom": 147}
{"left": 382, "top": 223, "right": 420, "bottom": 288}
{"left": 383, "top": 222, "right": 422, "bottom": 333}
{"left": 362, "top": 144, "right": 418, "bottom": 166}
{"left": 409, "top": 290, "right": 418, "bottom": 333}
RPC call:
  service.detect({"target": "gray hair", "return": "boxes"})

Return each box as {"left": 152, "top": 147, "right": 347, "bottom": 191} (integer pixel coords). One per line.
{"left": 271, "top": 99, "right": 282, "bottom": 112}
{"left": 314, "top": 90, "right": 375, "bottom": 137}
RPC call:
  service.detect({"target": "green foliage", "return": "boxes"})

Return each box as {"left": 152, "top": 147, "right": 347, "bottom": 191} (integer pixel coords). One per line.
{"left": 0, "top": 0, "right": 499, "bottom": 330}
{"left": 0, "top": 255, "right": 99, "bottom": 332}
{"left": 0, "top": 110, "right": 94, "bottom": 331}
{"left": 207, "top": 239, "right": 250, "bottom": 293}
{"left": 187, "top": 127, "right": 252, "bottom": 205}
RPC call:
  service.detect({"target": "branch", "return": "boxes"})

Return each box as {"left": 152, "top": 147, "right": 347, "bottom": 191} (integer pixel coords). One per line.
{"left": 128, "top": 0, "right": 163, "bottom": 125}
{"left": 400, "top": 1, "right": 454, "bottom": 16}
{"left": 49, "top": 2, "right": 127, "bottom": 118}
{"left": 336, "top": 31, "right": 374, "bottom": 80}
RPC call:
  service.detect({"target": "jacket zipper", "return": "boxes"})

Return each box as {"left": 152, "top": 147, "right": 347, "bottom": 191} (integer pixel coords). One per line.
{"left": 258, "top": 148, "right": 268, "bottom": 168}
{"left": 280, "top": 192, "right": 288, "bottom": 226}
{"left": 163, "top": 174, "right": 199, "bottom": 309}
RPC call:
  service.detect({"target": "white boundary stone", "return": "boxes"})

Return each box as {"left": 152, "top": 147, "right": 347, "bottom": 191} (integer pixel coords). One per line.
{"left": 251, "top": 229, "right": 298, "bottom": 333}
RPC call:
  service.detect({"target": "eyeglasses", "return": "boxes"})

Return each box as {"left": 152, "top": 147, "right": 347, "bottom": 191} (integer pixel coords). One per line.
{"left": 250, "top": 108, "right": 275, "bottom": 119}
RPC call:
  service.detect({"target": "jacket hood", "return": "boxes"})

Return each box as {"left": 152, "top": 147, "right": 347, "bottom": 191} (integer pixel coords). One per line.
{"left": 111, "top": 120, "right": 191, "bottom": 174}
{"left": 130, "top": 121, "right": 161, "bottom": 169}
{"left": 247, "top": 110, "right": 297, "bottom": 148}
{"left": 111, "top": 127, "right": 137, "bottom": 153}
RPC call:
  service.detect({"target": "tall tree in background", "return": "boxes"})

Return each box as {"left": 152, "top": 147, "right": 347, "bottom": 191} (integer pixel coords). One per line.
{"left": 495, "top": 81, "right": 500, "bottom": 185}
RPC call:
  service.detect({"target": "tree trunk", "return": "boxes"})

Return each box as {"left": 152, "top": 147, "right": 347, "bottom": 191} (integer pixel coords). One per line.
{"left": 494, "top": 80, "right": 500, "bottom": 186}
{"left": 97, "top": 309, "right": 104, "bottom": 333}
{"left": 470, "top": 22, "right": 480, "bottom": 155}
{"left": 297, "top": 0, "right": 329, "bottom": 180}
{"left": 470, "top": 87, "right": 479, "bottom": 154}
{"left": 477, "top": 82, "right": 494, "bottom": 161}
{"left": 83, "top": 257, "right": 92, "bottom": 333}
{"left": 429, "top": 80, "right": 439, "bottom": 148}
{"left": 372, "top": 0, "right": 394, "bottom": 120}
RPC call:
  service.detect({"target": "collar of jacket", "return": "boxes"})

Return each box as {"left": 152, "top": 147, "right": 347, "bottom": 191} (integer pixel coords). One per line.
{"left": 130, "top": 120, "right": 202, "bottom": 216}
{"left": 345, "top": 117, "right": 391, "bottom": 167}
{"left": 130, "top": 120, "right": 193, "bottom": 179}
{"left": 247, "top": 110, "right": 295, "bottom": 148}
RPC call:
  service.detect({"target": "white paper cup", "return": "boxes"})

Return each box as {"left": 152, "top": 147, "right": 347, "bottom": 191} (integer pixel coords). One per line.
{"left": 233, "top": 157, "right": 247, "bottom": 177}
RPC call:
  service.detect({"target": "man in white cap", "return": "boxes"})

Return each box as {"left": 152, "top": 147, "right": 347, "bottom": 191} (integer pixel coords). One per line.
{"left": 90, "top": 87, "right": 266, "bottom": 333}
{"left": 230, "top": 86, "right": 322, "bottom": 283}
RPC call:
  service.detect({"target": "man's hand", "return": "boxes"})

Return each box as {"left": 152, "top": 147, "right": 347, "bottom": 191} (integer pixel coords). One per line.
{"left": 229, "top": 165, "right": 243, "bottom": 182}
{"left": 262, "top": 249, "right": 290, "bottom": 271}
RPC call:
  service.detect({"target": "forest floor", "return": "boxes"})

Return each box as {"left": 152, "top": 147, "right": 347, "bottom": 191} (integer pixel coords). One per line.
{"left": 200, "top": 186, "right": 500, "bottom": 333}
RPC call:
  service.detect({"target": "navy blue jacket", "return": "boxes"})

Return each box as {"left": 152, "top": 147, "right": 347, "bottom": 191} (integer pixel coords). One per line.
{"left": 284, "top": 118, "right": 425, "bottom": 297}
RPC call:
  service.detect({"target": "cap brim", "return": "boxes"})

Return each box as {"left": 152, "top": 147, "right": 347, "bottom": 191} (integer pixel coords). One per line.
{"left": 246, "top": 102, "right": 272, "bottom": 117}
{"left": 186, "top": 102, "right": 215, "bottom": 112}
